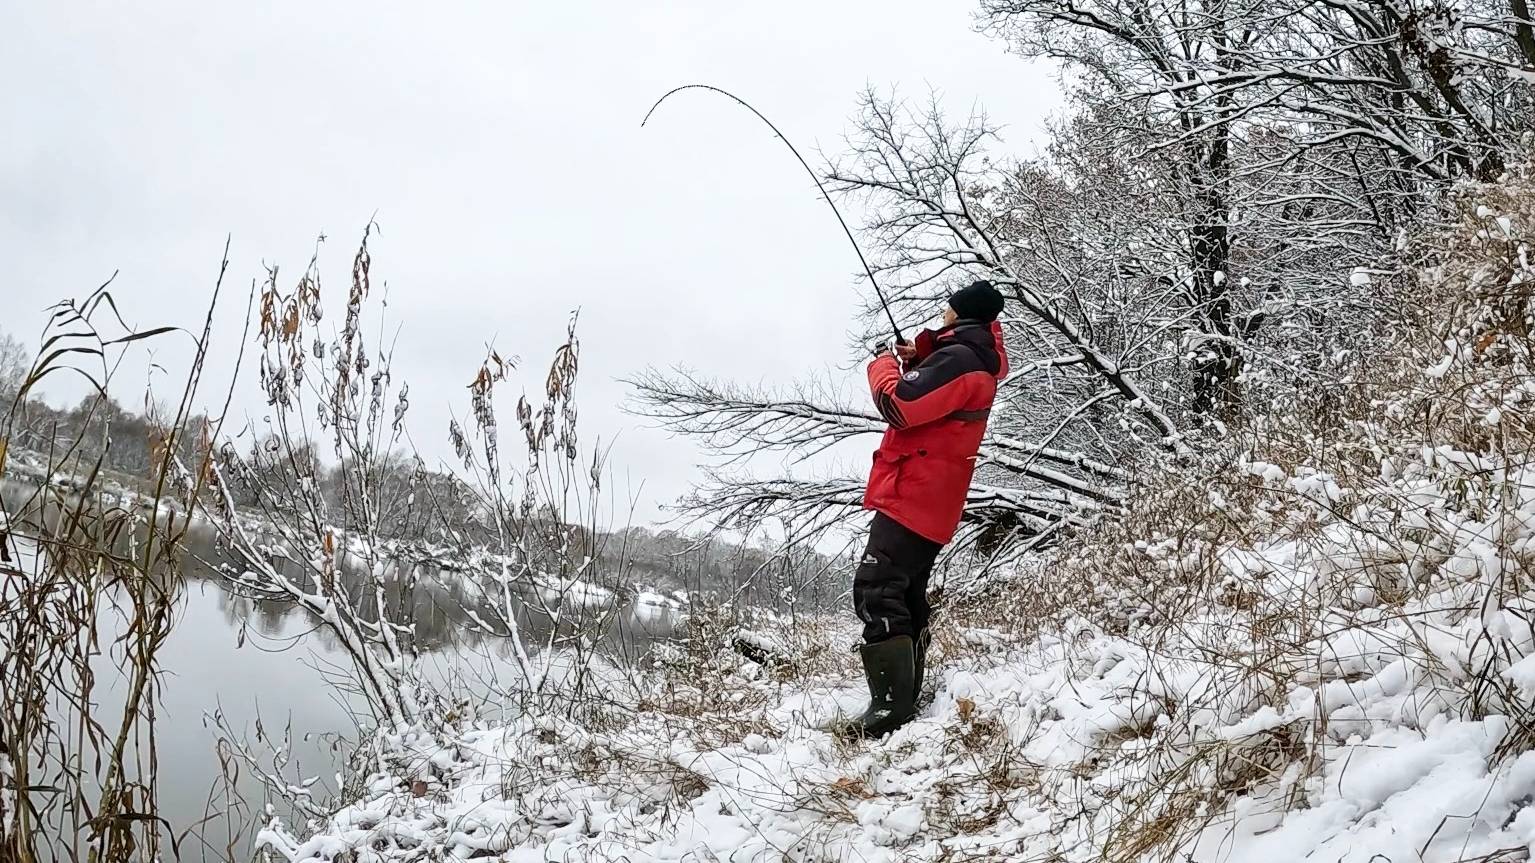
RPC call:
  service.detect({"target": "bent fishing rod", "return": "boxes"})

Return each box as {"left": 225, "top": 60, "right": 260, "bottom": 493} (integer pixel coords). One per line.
{"left": 642, "top": 84, "right": 904, "bottom": 346}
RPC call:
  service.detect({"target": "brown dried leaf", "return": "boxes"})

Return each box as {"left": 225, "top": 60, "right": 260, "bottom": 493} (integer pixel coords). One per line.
{"left": 956, "top": 697, "right": 975, "bottom": 723}
{"left": 830, "top": 776, "right": 870, "bottom": 798}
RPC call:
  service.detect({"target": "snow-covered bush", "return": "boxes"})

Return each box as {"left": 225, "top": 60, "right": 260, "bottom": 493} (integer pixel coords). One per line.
{"left": 930, "top": 167, "right": 1535, "bottom": 859}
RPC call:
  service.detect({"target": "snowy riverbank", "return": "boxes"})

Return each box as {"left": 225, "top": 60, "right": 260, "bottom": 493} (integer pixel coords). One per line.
{"left": 258, "top": 175, "right": 1535, "bottom": 861}
{"left": 256, "top": 444, "right": 1535, "bottom": 861}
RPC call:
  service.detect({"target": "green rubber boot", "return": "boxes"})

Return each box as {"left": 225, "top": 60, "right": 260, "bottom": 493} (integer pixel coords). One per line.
{"left": 839, "top": 635, "right": 918, "bottom": 739}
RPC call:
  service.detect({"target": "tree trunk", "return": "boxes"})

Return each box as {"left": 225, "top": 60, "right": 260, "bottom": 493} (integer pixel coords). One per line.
{"left": 1512, "top": 0, "right": 1535, "bottom": 70}
{"left": 1188, "top": 129, "right": 1240, "bottom": 418}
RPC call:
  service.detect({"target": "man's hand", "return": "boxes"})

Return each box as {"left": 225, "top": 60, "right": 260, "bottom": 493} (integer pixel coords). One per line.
{"left": 894, "top": 341, "right": 918, "bottom": 364}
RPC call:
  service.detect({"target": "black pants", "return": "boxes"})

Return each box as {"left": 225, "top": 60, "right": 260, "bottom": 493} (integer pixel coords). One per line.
{"left": 853, "top": 512, "right": 943, "bottom": 643}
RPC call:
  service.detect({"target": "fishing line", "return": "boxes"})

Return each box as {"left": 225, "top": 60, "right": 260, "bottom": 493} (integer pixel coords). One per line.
{"left": 642, "top": 83, "right": 904, "bottom": 344}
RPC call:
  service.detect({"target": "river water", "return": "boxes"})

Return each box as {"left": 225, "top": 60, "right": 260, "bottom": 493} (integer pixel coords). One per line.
{"left": 4, "top": 490, "right": 683, "bottom": 860}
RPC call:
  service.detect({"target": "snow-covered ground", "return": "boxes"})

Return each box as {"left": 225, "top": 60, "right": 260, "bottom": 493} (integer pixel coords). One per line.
{"left": 256, "top": 445, "right": 1535, "bottom": 862}
{"left": 256, "top": 177, "right": 1535, "bottom": 861}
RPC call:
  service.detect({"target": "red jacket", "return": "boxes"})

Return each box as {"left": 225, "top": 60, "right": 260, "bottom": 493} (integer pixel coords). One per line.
{"left": 864, "top": 320, "right": 1008, "bottom": 544}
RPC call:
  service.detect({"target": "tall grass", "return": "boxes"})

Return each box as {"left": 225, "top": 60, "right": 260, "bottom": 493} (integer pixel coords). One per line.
{"left": 0, "top": 259, "right": 231, "bottom": 862}
{"left": 0, "top": 230, "right": 628, "bottom": 857}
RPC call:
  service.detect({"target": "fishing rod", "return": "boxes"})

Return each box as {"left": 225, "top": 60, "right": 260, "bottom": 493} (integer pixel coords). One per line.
{"left": 642, "top": 84, "right": 905, "bottom": 346}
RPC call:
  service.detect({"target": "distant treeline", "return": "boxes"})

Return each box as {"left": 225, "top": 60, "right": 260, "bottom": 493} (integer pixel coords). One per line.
{"left": 0, "top": 341, "right": 843, "bottom": 611}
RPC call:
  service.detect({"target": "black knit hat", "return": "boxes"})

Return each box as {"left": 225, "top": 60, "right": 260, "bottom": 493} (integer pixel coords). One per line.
{"left": 948, "top": 280, "right": 1005, "bottom": 323}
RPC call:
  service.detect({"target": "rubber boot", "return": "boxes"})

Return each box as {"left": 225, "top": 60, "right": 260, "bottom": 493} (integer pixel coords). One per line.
{"left": 843, "top": 635, "right": 918, "bottom": 739}
{"left": 914, "top": 627, "right": 932, "bottom": 699}
{"left": 822, "top": 653, "right": 881, "bottom": 737}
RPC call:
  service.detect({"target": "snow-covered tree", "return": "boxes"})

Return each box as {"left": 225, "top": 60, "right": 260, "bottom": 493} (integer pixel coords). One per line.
{"left": 631, "top": 0, "right": 1534, "bottom": 555}
{"left": 0, "top": 330, "right": 28, "bottom": 407}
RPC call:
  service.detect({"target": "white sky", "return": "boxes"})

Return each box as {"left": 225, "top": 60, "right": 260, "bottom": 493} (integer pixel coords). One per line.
{"left": 1, "top": 1, "right": 1060, "bottom": 526}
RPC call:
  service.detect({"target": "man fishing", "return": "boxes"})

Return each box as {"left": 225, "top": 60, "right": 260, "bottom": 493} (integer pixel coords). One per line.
{"left": 842, "top": 279, "right": 1008, "bottom": 738}
{"left": 645, "top": 89, "right": 1008, "bottom": 737}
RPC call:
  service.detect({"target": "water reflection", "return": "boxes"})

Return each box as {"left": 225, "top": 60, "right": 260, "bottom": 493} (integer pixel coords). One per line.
{"left": 175, "top": 520, "right": 682, "bottom": 657}
{"left": 3, "top": 482, "right": 683, "bottom": 860}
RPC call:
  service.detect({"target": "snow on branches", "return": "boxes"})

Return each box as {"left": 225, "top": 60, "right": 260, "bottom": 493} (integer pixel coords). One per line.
{"left": 630, "top": 0, "right": 1533, "bottom": 555}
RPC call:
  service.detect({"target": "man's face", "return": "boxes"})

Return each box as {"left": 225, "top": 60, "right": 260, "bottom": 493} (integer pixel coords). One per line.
{"left": 942, "top": 306, "right": 959, "bottom": 326}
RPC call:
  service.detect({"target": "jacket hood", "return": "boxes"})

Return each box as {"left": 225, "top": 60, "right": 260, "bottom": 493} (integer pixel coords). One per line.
{"left": 937, "top": 320, "right": 1009, "bottom": 380}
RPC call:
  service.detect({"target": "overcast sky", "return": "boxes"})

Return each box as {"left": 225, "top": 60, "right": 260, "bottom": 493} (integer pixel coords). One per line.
{"left": 1, "top": 1, "right": 1059, "bottom": 526}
